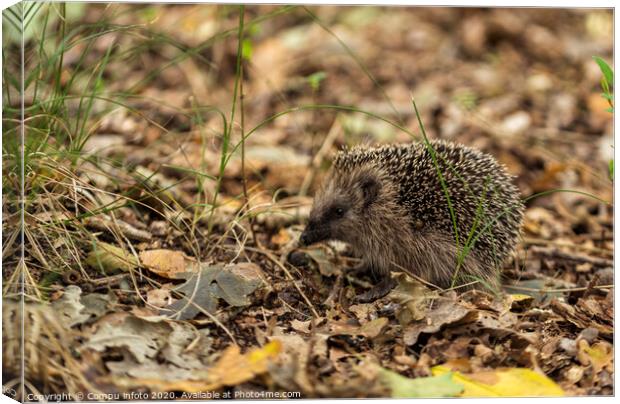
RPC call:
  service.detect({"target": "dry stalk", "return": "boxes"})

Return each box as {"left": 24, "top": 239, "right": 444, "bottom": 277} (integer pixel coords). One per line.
{"left": 299, "top": 117, "right": 342, "bottom": 197}
{"left": 391, "top": 261, "right": 444, "bottom": 291}
{"left": 523, "top": 237, "right": 612, "bottom": 257}
{"left": 506, "top": 284, "right": 613, "bottom": 293}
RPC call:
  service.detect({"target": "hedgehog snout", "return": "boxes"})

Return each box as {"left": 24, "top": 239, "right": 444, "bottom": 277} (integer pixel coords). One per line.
{"left": 299, "top": 231, "right": 312, "bottom": 246}
{"left": 299, "top": 220, "right": 331, "bottom": 246}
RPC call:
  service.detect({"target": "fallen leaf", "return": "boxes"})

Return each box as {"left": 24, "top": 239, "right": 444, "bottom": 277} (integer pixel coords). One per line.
{"left": 328, "top": 317, "right": 389, "bottom": 341}
{"left": 358, "top": 317, "right": 389, "bottom": 339}
{"left": 147, "top": 287, "right": 173, "bottom": 308}
{"left": 432, "top": 365, "right": 565, "bottom": 397}
{"left": 116, "top": 341, "right": 282, "bottom": 392}
{"left": 389, "top": 272, "right": 437, "bottom": 325}
{"left": 228, "top": 262, "right": 265, "bottom": 288}
{"left": 51, "top": 285, "right": 90, "bottom": 327}
{"left": 504, "top": 279, "right": 568, "bottom": 304}
{"left": 577, "top": 340, "right": 612, "bottom": 373}
{"left": 209, "top": 340, "right": 281, "bottom": 387}
{"left": 270, "top": 334, "right": 314, "bottom": 393}
{"left": 304, "top": 247, "right": 340, "bottom": 277}
{"left": 81, "top": 292, "right": 118, "bottom": 318}
{"left": 107, "top": 358, "right": 200, "bottom": 381}
{"left": 215, "top": 263, "right": 263, "bottom": 306}
{"left": 562, "top": 365, "right": 585, "bottom": 385}
{"left": 161, "top": 264, "right": 263, "bottom": 320}
{"left": 291, "top": 319, "right": 312, "bottom": 334}
{"left": 404, "top": 298, "right": 476, "bottom": 345}
{"left": 271, "top": 228, "right": 292, "bottom": 246}
{"left": 161, "top": 266, "right": 220, "bottom": 320}
{"left": 162, "top": 323, "right": 212, "bottom": 370}
{"left": 550, "top": 299, "right": 613, "bottom": 337}
{"left": 348, "top": 304, "right": 373, "bottom": 323}
{"left": 85, "top": 241, "right": 138, "bottom": 273}
{"left": 82, "top": 312, "right": 173, "bottom": 363}
{"left": 102, "top": 323, "right": 211, "bottom": 378}
{"left": 379, "top": 368, "right": 464, "bottom": 398}
{"left": 140, "top": 249, "right": 195, "bottom": 279}
{"left": 508, "top": 294, "right": 535, "bottom": 311}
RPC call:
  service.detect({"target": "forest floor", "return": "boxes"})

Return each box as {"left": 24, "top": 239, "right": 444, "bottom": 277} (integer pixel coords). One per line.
{"left": 2, "top": 4, "right": 614, "bottom": 398}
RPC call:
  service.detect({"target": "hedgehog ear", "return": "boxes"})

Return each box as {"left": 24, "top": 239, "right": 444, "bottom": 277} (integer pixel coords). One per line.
{"left": 359, "top": 174, "right": 380, "bottom": 208}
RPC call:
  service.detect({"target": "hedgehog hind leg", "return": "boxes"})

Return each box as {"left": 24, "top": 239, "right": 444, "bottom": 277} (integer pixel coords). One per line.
{"left": 348, "top": 260, "right": 371, "bottom": 277}
{"left": 356, "top": 276, "right": 397, "bottom": 303}
{"left": 444, "top": 250, "right": 502, "bottom": 293}
{"left": 457, "top": 260, "right": 501, "bottom": 293}
{"left": 410, "top": 231, "right": 501, "bottom": 293}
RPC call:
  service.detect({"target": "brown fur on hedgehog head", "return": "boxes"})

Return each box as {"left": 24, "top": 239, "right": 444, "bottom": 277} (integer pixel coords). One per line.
{"left": 299, "top": 163, "right": 407, "bottom": 248}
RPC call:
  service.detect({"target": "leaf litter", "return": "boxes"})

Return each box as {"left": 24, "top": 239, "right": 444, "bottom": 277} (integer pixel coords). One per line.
{"left": 3, "top": 4, "right": 613, "bottom": 399}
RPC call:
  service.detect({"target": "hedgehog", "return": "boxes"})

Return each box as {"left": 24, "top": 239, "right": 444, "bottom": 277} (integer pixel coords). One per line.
{"left": 299, "top": 140, "right": 524, "bottom": 302}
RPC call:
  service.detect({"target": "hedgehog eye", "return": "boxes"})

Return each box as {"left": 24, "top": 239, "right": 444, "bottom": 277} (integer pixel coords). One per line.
{"left": 334, "top": 207, "right": 345, "bottom": 217}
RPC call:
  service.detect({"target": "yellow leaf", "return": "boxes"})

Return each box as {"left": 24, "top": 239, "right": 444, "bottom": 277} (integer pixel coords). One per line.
{"left": 578, "top": 340, "right": 612, "bottom": 373}
{"left": 432, "top": 365, "right": 564, "bottom": 397}
{"left": 508, "top": 294, "right": 534, "bottom": 310}
{"left": 510, "top": 294, "right": 533, "bottom": 302}
{"left": 379, "top": 367, "right": 464, "bottom": 398}
{"left": 204, "top": 340, "right": 283, "bottom": 390}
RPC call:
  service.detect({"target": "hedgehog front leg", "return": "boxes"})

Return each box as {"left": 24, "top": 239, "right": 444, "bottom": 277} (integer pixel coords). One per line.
{"left": 349, "top": 260, "right": 371, "bottom": 276}
{"left": 356, "top": 276, "right": 397, "bottom": 303}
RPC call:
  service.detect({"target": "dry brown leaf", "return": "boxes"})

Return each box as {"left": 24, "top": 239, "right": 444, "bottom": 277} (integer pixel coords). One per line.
{"left": 270, "top": 334, "right": 314, "bottom": 393}
{"left": 388, "top": 272, "right": 437, "bottom": 325}
{"left": 291, "top": 319, "right": 312, "bottom": 334}
{"left": 115, "top": 341, "right": 282, "bottom": 392}
{"left": 271, "top": 228, "right": 293, "bottom": 246}
{"left": 404, "top": 299, "right": 476, "bottom": 346}
{"left": 146, "top": 287, "right": 173, "bottom": 308}
{"left": 139, "top": 249, "right": 196, "bottom": 279}
{"left": 201, "top": 341, "right": 282, "bottom": 389}
{"left": 358, "top": 317, "right": 389, "bottom": 339}
{"left": 229, "top": 262, "right": 264, "bottom": 284}
{"left": 348, "top": 303, "right": 374, "bottom": 323}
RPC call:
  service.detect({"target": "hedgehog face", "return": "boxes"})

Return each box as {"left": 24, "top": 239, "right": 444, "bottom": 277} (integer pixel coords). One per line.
{"left": 300, "top": 185, "right": 352, "bottom": 246}
{"left": 299, "top": 169, "right": 380, "bottom": 246}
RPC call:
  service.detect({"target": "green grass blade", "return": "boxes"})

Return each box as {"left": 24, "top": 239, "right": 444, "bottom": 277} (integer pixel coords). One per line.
{"left": 593, "top": 56, "right": 614, "bottom": 86}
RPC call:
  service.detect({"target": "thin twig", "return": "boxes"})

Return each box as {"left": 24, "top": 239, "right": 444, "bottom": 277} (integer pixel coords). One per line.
{"left": 442, "top": 280, "right": 481, "bottom": 292}
{"left": 390, "top": 261, "right": 444, "bottom": 291}
{"left": 529, "top": 246, "right": 613, "bottom": 267}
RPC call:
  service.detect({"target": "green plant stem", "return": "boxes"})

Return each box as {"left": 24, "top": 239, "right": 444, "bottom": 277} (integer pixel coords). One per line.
{"left": 205, "top": 6, "right": 246, "bottom": 234}
{"left": 411, "top": 99, "right": 461, "bottom": 286}
{"left": 237, "top": 7, "right": 250, "bottom": 216}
